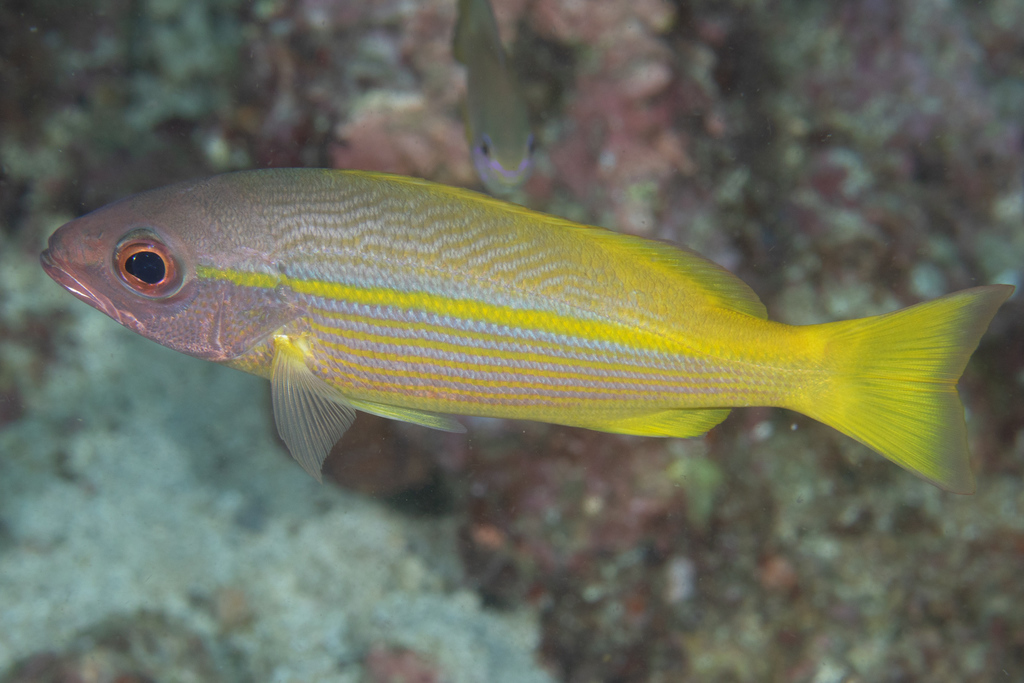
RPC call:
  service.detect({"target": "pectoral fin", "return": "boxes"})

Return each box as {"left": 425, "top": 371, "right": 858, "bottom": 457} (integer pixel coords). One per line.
{"left": 271, "top": 335, "right": 355, "bottom": 482}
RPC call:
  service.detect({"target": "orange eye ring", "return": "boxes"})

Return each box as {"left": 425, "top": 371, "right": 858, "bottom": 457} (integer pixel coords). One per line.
{"left": 114, "top": 237, "right": 181, "bottom": 298}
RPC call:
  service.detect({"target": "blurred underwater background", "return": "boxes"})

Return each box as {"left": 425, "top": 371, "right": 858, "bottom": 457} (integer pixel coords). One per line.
{"left": 1, "top": 0, "right": 1024, "bottom": 681}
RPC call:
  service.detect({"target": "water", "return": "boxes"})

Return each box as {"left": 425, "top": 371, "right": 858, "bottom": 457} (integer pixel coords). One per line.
{"left": 1, "top": 0, "right": 1022, "bottom": 681}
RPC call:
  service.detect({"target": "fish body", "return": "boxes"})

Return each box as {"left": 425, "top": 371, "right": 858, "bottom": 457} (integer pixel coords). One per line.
{"left": 453, "top": 0, "right": 534, "bottom": 194}
{"left": 41, "top": 169, "right": 1012, "bottom": 493}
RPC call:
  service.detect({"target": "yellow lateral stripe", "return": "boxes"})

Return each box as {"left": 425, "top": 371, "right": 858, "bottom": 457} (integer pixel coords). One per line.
{"left": 307, "top": 319, "right": 693, "bottom": 378}
{"left": 312, "top": 307, "right": 602, "bottom": 354}
{"left": 195, "top": 265, "right": 677, "bottom": 352}
{"left": 196, "top": 265, "right": 278, "bottom": 289}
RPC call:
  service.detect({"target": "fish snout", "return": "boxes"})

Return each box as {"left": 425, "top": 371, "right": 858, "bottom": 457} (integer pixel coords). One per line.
{"left": 40, "top": 245, "right": 124, "bottom": 325}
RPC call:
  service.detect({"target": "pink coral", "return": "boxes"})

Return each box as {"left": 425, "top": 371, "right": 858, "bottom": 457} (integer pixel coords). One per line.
{"left": 530, "top": 0, "right": 674, "bottom": 46}
{"left": 330, "top": 94, "right": 475, "bottom": 185}
{"left": 549, "top": 72, "right": 695, "bottom": 233}
{"left": 535, "top": 0, "right": 702, "bottom": 233}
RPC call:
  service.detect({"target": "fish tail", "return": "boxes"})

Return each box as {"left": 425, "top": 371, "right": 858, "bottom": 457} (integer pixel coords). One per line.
{"left": 793, "top": 285, "right": 1012, "bottom": 494}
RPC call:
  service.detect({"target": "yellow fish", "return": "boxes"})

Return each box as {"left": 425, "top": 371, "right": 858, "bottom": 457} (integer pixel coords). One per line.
{"left": 40, "top": 169, "right": 1011, "bottom": 493}
{"left": 454, "top": 0, "right": 535, "bottom": 195}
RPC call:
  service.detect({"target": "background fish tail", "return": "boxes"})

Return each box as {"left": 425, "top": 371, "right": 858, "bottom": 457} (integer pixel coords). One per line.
{"left": 794, "top": 285, "right": 1012, "bottom": 494}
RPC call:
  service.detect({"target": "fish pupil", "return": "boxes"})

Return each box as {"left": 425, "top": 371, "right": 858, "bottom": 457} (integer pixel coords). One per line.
{"left": 124, "top": 251, "right": 165, "bottom": 284}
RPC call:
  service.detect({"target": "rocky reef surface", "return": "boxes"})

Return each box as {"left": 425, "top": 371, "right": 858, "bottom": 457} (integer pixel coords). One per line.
{"left": 1, "top": 0, "right": 1022, "bottom": 681}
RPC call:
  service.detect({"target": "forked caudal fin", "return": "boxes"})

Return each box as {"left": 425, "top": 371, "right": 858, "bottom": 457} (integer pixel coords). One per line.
{"left": 794, "top": 285, "right": 1012, "bottom": 494}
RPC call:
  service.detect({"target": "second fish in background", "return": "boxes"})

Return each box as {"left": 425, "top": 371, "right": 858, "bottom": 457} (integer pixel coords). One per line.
{"left": 454, "top": 0, "right": 536, "bottom": 196}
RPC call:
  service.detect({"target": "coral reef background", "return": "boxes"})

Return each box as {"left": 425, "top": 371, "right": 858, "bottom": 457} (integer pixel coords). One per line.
{"left": 1, "top": 0, "right": 1022, "bottom": 681}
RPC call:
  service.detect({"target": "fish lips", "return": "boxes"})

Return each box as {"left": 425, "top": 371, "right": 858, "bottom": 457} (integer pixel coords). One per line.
{"left": 40, "top": 247, "right": 125, "bottom": 326}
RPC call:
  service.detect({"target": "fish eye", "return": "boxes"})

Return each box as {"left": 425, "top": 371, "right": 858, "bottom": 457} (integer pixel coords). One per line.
{"left": 114, "top": 235, "right": 181, "bottom": 298}
{"left": 479, "top": 135, "right": 492, "bottom": 158}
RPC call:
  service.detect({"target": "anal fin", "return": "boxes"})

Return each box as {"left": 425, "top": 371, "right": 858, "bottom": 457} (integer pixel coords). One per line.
{"left": 584, "top": 408, "right": 731, "bottom": 438}
{"left": 348, "top": 398, "right": 467, "bottom": 434}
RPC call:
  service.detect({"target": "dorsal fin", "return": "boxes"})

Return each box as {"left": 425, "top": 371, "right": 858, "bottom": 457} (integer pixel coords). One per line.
{"left": 453, "top": 0, "right": 505, "bottom": 67}
{"left": 357, "top": 171, "right": 768, "bottom": 319}
{"left": 546, "top": 215, "right": 768, "bottom": 319}
{"left": 585, "top": 229, "right": 767, "bottom": 319}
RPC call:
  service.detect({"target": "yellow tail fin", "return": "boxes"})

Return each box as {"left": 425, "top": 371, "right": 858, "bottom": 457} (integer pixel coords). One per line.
{"left": 796, "top": 285, "right": 1012, "bottom": 494}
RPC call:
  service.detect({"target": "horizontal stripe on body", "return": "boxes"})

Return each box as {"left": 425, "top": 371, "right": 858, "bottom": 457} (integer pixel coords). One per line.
{"left": 197, "top": 266, "right": 779, "bottom": 409}
{"left": 303, "top": 301, "right": 756, "bottom": 409}
{"left": 195, "top": 262, "right": 683, "bottom": 353}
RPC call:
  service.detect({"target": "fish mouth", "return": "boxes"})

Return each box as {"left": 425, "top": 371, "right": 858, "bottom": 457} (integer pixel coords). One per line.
{"left": 480, "top": 156, "right": 533, "bottom": 190}
{"left": 40, "top": 248, "right": 123, "bottom": 325}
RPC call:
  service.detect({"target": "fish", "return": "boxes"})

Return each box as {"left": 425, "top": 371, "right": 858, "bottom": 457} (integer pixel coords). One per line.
{"left": 453, "top": 0, "right": 535, "bottom": 195}
{"left": 40, "top": 168, "right": 1012, "bottom": 493}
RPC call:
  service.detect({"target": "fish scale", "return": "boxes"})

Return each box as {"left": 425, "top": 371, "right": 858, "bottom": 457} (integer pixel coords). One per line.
{"left": 284, "top": 279, "right": 793, "bottom": 417}
{"left": 40, "top": 168, "right": 1013, "bottom": 492}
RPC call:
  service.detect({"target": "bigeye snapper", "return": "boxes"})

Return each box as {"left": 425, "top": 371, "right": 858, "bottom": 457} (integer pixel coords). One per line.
{"left": 453, "top": 0, "right": 535, "bottom": 195}
{"left": 41, "top": 169, "right": 1011, "bottom": 492}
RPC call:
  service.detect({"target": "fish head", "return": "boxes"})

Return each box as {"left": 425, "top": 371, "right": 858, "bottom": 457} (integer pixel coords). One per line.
{"left": 41, "top": 177, "right": 300, "bottom": 362}
{"left": 472, "top": 132, "right": 535, "bottom": 195}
